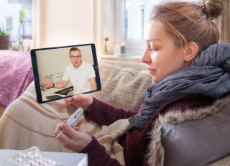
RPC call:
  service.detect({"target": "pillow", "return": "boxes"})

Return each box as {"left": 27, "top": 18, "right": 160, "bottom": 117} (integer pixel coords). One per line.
{"left": 98, "top": 60, "right": 149, "bottom": 71}
{"left": 148, "top": 94, "right": 230, "bottom": 166}
{"left": 90, "top": 62, "right": 152, "bottom": 112}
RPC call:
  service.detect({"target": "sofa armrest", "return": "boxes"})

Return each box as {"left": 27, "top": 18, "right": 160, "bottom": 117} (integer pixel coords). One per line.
{"left": 148, "top": 94, "right": 230, "bottom": 166}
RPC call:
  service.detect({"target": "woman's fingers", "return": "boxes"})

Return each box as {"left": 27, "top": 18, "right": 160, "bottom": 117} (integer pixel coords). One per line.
{"left": 54, "top": 121, "right": 67, "bottom": 135}
{"left": 55, "top": 122, "right": 91, "bottom": 152}
{"left": 65, "top": 97, "right": 78, "bottom": 105}
{"left": 73, "top": 127, "right": 79, "bottom": 131}
{"left": 73, "top": 94, "right": 91, "bottom": 102}
{"left": 65, "top": 97, "right": 73, "bottom": 105}
{"left": 54, "top": 122, "right": 63, "bottom": 136}
{"left": 60, "top": 123, "right": 80, "bottom": 140}
{"left": 65, "top": 98, "right": 80, "bottom": 108}
{"left": 55, "top": 123, "right": 73, "bottom": 142}
{"left": 65, "top": 94, "right": 93, "bottom": 111}
{"left": 65, "top": 97, "right": 72, "bottom": 103}
{"left": 57, "top": 132, "right": 77, "bottom": 150}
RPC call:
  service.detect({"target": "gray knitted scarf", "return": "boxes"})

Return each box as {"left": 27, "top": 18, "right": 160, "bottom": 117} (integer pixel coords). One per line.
{"left": 125, "top": 42, "right": 230, "bottom": 134}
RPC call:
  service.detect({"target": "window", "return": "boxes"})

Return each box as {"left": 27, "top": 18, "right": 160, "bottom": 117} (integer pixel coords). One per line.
{"left": 0, "top": 0, "right": 33, "bottom": 51}
{"left": 112, "top": 0, "right": 202, "bottom": 56}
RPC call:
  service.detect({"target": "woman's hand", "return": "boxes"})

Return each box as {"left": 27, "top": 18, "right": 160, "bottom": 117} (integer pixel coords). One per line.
{"left": 54, "top": 120, "right": 92, "bottom": 152}
{"left": 65, "top": 94, "right": 93, "bottom": 111}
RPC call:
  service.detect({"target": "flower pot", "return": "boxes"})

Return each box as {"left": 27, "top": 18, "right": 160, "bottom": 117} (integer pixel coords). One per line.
{"left": 0, "top": 35, "right": 10, "bottom": 50}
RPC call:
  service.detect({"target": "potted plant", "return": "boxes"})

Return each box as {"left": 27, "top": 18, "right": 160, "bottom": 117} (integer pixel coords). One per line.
{"left": 0, "top": 27, "right": 10, "bottom": 50}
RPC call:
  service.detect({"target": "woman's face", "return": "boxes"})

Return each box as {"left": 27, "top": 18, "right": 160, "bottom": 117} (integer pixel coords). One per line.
{"left": 142, "top": 21, "right": 190, "bottom": 83}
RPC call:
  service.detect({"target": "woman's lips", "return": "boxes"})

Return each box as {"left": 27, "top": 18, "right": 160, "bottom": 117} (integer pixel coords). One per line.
{"left": 148, "top": 68, "right": 157, "bottom": 74}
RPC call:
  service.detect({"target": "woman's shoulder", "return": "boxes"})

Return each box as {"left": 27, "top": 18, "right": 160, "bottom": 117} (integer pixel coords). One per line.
{"left": 140, "top": 95, "right": 217, "bottom": 138}
{"left": 160, "top": 95, "right": 216, "bottom": 114}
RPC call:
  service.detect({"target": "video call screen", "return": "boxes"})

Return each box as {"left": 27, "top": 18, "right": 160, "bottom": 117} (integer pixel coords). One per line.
{"left": 30, "top": 43, "right": 101, "bottom": 103}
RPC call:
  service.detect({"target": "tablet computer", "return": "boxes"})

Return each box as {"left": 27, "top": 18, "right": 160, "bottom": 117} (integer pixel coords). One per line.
{"left": 30, "top": 43, "right": 101, "bottom": 103}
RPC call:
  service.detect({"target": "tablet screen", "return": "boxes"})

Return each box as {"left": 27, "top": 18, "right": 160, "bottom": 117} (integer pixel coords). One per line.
{"left": 30, "top": 43, "right": 101, "bottom": 103}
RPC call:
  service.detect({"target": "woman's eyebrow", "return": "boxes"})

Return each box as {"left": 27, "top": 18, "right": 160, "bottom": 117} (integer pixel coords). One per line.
{"left": 146, "top": 39, "right": 162, "bottom": 42}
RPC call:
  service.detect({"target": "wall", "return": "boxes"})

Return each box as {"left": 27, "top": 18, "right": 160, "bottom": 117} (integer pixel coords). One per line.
{"left": 39, "top": 0, "right": 94, "bottom": 48}
{"left": 36, "top": 45, "right": 94, "bottom": 82}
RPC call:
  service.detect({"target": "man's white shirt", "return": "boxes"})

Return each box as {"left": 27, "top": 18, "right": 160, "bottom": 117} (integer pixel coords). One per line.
{"left": 62, "top": 61, "right": 96, "bottom": 94}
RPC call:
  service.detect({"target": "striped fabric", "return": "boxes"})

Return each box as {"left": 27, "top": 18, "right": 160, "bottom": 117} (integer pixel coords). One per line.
{"left": 0, "top": 82, "right": 129, "bottom": 166}
{"left": 74, "top": 114, "right": 129, "bottom": 166}
{"left": 0, "top": 82, "right": 71, "bottom": 152}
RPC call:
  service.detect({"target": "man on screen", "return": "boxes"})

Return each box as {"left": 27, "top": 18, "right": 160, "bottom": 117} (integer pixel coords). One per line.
{"left": 40, "top": 47, "right": 97, "bottom": 94}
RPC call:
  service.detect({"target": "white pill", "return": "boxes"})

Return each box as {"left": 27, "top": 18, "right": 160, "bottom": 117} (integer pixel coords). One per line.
{"left": 44, "top": 159, "right": 52, "bottom": 164}
{"left": 42, "top": 161, "right": 48, "bottom": 164}
{"left": 48, "top": 159, "right": 52, "bottom": 163}
{"left": 36, "top": 159, "right": 43, "bottom": 164}
{"left": 27, "top": 151, "right": 32, "bottom": 156}
{"left": 32, "top": 163, "right": 39, "bottom": 166}
{"left": 10, "top": 161, "right": 18, "bottom": 166}
{"left": 29, "top": 154, "right": 35, "bottom": 159}
{"left": 24, "top": 164, "right": 31, "bottom": 166}
{"left": 19, "top": 152, "right": 27, "bottom": 158}
{"left": 6, "top": 157, "right": 13, "bottom": 162}
{"left": 40, "top": 163, "right": 48, "bottom": 166}
{"left": 27, "top": 160, "right": 34, "bottom": 164}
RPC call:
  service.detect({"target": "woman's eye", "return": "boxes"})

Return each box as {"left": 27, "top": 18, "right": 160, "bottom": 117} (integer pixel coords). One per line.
{"left": 150, "top": 48, "right": 158, "bottom": 51}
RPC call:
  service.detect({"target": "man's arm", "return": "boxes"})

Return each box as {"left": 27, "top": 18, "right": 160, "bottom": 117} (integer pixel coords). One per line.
{"left": 89, "top": 77, "right": 97, "bottom": 91}
{"left": 53, "top": 80, "right": 68, "bottom": 88}
{"left": 40, "top": 76, "right": 68, "bottom": 88}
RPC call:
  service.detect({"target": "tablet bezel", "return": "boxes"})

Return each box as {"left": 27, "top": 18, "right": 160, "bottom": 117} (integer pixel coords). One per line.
{"left": 30, "top": 43, "right": 101, "bottom": 104}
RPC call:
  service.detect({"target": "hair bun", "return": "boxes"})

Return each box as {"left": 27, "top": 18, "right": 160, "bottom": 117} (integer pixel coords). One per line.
{"left": 205, "top": 0, "right": 224, "bottom": 19}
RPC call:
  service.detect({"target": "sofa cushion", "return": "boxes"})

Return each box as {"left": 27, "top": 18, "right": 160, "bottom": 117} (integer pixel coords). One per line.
{"left": 99, "top": 60, "right": 149, "bottom": 71}
{"left": 90, "top": 62, "right": 152, "bottom": 112}
{"left": 147, "top": 93, "right": 230, "bottom": 166}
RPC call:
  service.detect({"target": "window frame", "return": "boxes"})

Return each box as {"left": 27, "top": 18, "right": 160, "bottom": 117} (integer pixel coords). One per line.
{"left": 111, "top": 0, "right": 202, "bottom": 56}
{"left": 114, "top": 0, "right": 145, "bottom": 56}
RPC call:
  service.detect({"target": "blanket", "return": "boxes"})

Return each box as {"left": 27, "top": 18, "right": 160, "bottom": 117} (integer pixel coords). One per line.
{"left": 73, "top": 112, "right": 129, "bottom": 166}
{"left": 0, "top": 50, "right": 33, "bottom": 107}
{"left": 0, "top": 81, "right": 128, "bottom": 166}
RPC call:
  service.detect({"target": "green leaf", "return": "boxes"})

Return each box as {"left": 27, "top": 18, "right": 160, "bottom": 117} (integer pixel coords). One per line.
{"left": 0, "top": 26, "right": 9, "bottom": 35}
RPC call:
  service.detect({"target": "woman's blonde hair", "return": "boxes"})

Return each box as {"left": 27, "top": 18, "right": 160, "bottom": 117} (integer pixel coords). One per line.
{"left": 151, "top": 0, "right": 224, "bottom": 55}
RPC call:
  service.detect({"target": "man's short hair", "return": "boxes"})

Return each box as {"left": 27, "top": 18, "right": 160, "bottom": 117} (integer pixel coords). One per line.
{"left": 69, "top": 47, "right": 81, "bottom": 54}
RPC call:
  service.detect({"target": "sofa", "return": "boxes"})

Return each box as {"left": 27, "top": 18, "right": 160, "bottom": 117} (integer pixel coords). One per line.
{"left": 0, "top": 60, "right": 230, "bottom": 166}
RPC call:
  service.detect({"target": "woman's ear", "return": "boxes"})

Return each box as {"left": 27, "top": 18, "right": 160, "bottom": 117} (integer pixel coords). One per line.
{"left": 184, "top": 42, "right": 198, "bottom": 62}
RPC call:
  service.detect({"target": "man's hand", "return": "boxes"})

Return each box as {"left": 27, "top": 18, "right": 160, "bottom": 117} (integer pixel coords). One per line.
{"left": 54, "top": 120, "right": 92, "bottom": 152}
{"left": 40, "top": 76, "right": 53, "bottom": 88}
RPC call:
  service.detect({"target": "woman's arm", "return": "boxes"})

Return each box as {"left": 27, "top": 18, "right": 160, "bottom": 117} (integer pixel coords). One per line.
{"left": 85, "top": 97, "right": 137, "bottom": 126}
{"left": 80, "top": 137, "right": 122, "bottom": 166}
{"left": 65, "top": 94, "right": 138, "bottom": 126}
{"left": 55, "top": 122, "right": 122, "bottom": 166}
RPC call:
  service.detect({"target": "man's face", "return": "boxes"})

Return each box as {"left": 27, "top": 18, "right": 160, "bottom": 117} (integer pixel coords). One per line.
{"left": 69, "top": 50, "right": 82, "bottom": 67}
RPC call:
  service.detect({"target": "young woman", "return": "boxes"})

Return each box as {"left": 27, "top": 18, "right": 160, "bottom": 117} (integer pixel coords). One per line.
{"left": 55, "top": 0, "right": 229, "bottom": 165}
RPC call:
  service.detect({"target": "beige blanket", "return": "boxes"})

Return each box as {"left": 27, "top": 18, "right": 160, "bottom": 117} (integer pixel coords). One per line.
{"left": 74, "top": 113, "right": 129, "bottom": 166}
{"left": 0, "top": 82, "right": 128, "bottom": 166}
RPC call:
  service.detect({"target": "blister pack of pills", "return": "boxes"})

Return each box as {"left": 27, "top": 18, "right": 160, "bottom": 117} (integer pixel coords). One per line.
{"left": 5, "top": 146, "right": 62, "bottom": 166}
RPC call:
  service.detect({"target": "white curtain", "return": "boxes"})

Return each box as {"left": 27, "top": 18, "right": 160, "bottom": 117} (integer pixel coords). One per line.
{"left": 216, "top": 0, "right": 230, "bottom": 43}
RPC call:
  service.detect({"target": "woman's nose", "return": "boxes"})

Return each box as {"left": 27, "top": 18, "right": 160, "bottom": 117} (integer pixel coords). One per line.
{"left": 142, "top": 49, "right": 151, "bottom": 64}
